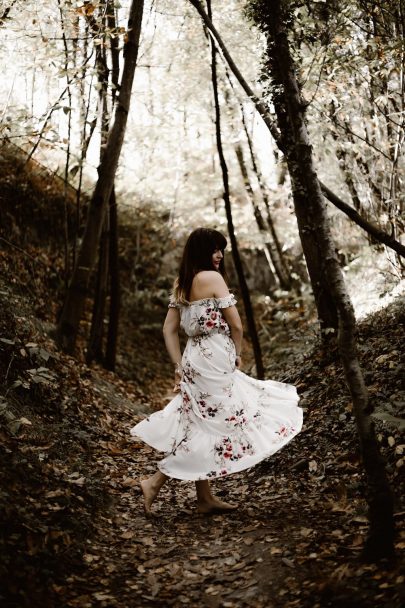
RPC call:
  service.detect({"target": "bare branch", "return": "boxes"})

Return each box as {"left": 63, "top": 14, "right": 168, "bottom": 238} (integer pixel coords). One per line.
{"left": 188, "top": 0, "right": 405, "bottom": 259}
{"left": 320, "top": 182, "right": 405, "bottom": 258}
{"left": 0, "top": 0, "right": 18, "bottom": 26}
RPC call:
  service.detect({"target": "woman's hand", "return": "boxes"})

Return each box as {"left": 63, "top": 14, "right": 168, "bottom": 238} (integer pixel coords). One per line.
{"left": 173, "top": 363, "right": 182, "bottom": 392}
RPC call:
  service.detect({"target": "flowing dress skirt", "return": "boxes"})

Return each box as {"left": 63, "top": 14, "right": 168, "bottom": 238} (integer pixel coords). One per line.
{"left": 130, "top": 329, "right": 303, "bottom": 481}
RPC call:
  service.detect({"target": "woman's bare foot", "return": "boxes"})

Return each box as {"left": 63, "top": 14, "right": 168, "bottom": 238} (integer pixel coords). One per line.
{"left": 139, "top": 479, "right": 158, "bottom": 517}
{"left": 139, "top": 470, "right": 168, "bottom": 517}
{"left": 194, "top": 479, "right": 237, "bottom": 514}
{"left": 196, "top": 496, "right": 238, "bottom": 514}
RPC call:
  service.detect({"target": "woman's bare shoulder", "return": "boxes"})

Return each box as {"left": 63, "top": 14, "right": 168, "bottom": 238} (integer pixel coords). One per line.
{"left": 190, "top": 271, "right": 228, "bottom": 300}
{"left": 194, "top": 270, "right": 224, "bottom": 285}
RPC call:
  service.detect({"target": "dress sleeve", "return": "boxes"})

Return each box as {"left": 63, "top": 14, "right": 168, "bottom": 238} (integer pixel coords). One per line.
{"left": 216, "top": 294, "right": 237, "bottom": 308}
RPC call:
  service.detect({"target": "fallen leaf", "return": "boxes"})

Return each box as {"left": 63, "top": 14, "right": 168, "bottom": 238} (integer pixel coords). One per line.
{"left": 121, "top": 530, "right": 135, "bottom": 539}
{"left": 19, "top": 417, "right": 32, "bottom": 425}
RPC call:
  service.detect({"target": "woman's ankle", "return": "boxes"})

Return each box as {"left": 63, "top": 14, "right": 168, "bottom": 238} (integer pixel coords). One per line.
{"left": 195, "top": 480, "right": 213, "bottom": 502}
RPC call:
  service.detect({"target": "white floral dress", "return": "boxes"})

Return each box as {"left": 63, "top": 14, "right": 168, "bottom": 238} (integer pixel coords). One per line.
{"left": 130, "top": 294, "right": 303, "bottom": 481}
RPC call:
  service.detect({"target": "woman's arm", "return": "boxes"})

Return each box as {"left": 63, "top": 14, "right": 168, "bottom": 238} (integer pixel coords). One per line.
{"left": 207, "top": 272, "right": 244, "bottom": 364}
{"left": 163, "top": 308, "right": 182, "bottom": 364}
{"left": 163, "top": 308, "right": 182, "bottom": 391}
{"left": 221, "top": 306, "right": 243, "bottom": 363}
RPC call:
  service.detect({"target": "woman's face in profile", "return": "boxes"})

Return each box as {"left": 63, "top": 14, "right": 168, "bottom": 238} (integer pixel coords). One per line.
{"left": 211, "top": 248, "right": 223, "bottom": 271}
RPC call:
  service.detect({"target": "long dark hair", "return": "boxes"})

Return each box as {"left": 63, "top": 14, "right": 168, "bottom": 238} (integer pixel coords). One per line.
{"left": 173, "top": 227, "right": 227, "bottom": 303}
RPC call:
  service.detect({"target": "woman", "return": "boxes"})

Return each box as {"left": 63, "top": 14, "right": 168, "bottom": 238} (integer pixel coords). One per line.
{"left": 130, "top": 227, "right": 303, "bottom": 516}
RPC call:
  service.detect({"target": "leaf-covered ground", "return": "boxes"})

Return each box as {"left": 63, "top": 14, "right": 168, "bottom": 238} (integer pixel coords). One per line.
{"left": 0, "top": 240, "right": 404, "bottom": 608}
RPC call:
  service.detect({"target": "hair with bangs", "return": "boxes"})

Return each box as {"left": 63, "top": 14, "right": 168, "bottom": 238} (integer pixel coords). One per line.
{"left": 173, "top": 227, "right": 227, "bottom": 304}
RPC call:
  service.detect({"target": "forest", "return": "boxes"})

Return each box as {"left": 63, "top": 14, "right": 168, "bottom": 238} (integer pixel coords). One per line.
{"left": 0, "top": 0, "right": 404, "bottom": 606}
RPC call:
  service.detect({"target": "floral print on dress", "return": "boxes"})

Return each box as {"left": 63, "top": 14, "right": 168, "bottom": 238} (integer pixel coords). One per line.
{"left": 130, "top": 294, "right": 303, "bottom": 481}
{"left": 197, "top": 392, "right": 221, "bottom": 419}
{"left": 191, "top": 335, "right": 213, "bottom": 360}
{"left": 169, "top": 294, "right": 237, "bottom": 339}
{"left": 214, "top": 435, "right": 254, "bottom": 468}
{"left": 276, "top": 425, "right": 296, "bottom": 440}
{"left": 225, "top": 408, "right": 248, "bottom": 429}
{"left": 195, "top": 304, "right": 232, "bottom": 337}
{"left": 182, "top": 361, "right": 200, "bottom": 385}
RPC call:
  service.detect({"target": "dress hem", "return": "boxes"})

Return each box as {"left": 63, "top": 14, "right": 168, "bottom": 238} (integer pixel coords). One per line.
{"left": 131, "top": 410, "right": 303, "bottom": 481}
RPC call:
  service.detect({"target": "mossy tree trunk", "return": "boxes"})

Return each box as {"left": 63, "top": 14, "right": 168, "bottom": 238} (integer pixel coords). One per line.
{"left": 255, "top": 0, "right": 395, "bottom": 561}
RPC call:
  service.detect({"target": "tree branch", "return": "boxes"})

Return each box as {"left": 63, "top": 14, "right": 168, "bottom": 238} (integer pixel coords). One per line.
{"left": 0, "top": 0, "right": 18, "bottom": 26}
{"left": 320, "top": 182, "right": 405, "bottom": 257}
{"left": 188, "top": 0, "right": 282, "bottom": 144}
{"left": 188, "top": 0, "right": 405, "bottom": 259}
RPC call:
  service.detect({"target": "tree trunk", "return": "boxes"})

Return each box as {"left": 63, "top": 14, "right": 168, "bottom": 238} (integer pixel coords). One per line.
{"left": 87, "top": 9, "right": 111, "bottom": 363}
{"left": 56, "top": 0, "right": 144, "bottom": 353}
{"left": 58, "top": 0, "right": 72, "bottom": 287}
{"left": 86, "top": 213, "right": 109, "bottom": 364}
{"left": 270, "top": 84, "right": 339, "bottom": 334}
{"left": 107, "top": 0, "right": 120, "bottom": 105}
{"left": 234, "top": 142, "right": 285, "bottom": 290}
{"left": 103, "top": 5, "right": 122, "bottom": 372}
{"left": 263, "top": 0, "right": 394, "bottom": 560}
{"left": 105, "top": 187, "right": 120, "bottom": 371}
{"left": 206, "top": 0, "right": 264, "bottom": 379}
{"left": 188, "top": 0, "right": 405, "bottom": 261}
{"left": 237, "top": 99, "right": 293, "bottom": 289}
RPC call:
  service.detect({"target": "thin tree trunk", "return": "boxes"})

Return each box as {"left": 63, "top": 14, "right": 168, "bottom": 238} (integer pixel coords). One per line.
{"left": 265, "top": 0, "right": 394, "bottom": 561}
{"left": 107, "top": 0, "right": 120, "bottom": 105}
{"left": 105, "top": 187, "right": 120, "bottom": 371}
{"left": 84, "top": 2, "right": 122, "bottom": 368}
{"left": 234, "top": 142, "right": 285, "bottom": 290}
{"left": 56, "top": 0, "right": 144, "bottom": 353}
{"left": 209, "top": 25, "right": 292, "bottom": 291}
{"left": 58, "top": 0, "right": 72, "bottom": 287}
{"left": 87, "top": 3, "right": 112, "bottom": 363}
{"left": 206, "top": 0, "right": 264, "bottom": 379}
{"left": 104, "top": 2, "right": 122, "bottom": 371}
{"left": 86, "top": 215, "right": 109, "bottom": 364}
{"left": 237, "top": 99, "right": 292, "bottom": 285}
{"left": 74, "top": 15, "right": 91, "bottom": 268}
{"left": 188, "top": 0, "right": 405, "bottom": 260}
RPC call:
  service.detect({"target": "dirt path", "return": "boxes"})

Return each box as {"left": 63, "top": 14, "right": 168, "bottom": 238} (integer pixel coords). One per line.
{"left": 59, "top": 427, "right": 322, "bottom": 607}
{"left": 59, "top": 387, "right": 401, "bottom": 608}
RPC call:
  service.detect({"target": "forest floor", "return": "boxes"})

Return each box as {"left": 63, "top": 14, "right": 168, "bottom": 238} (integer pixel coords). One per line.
{"left": 0, "top": 144, "right": 404, "bottom": 608}
{"left": 0, "top": 239, "right": 404, "bottom": 608}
